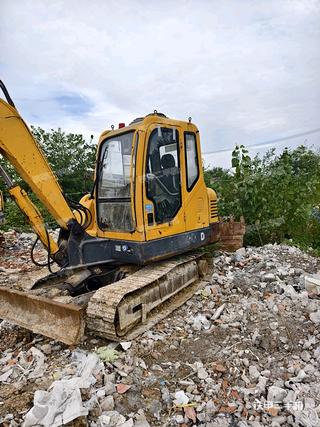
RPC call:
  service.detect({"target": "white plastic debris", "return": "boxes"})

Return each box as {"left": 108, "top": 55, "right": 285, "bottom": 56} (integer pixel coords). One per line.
{"left": 65, "top": 352, "right": 103, "bottom": 388}
{"left": 174, "top": 390, "right": 189, "bottom": 406}
{"left": 23, "top": 383, "right": 88, "bottom": 427}
{"left": 23, "top": 351, "right": 103, "bottom": 427}
{"left": 0, "top": 346, "right": 47, "bottom": 384}
{"left": 28, "top": 347, "right": 47, "bottom": 379}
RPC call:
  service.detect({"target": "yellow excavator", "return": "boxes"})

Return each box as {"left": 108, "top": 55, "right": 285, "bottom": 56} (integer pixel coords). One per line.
{"left": 0, "top": 81, "right": 220, "bottom": 344}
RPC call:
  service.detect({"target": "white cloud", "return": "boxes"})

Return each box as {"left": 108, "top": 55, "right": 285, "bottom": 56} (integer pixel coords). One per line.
{"left": 1, "top": 0, "right": 319, "bottom": 167}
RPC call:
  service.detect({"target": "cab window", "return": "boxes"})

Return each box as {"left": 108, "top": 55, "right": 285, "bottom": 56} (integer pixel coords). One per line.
{"left": 184, "top": 132, "right": 199, "bottom": 190}
{"left": 146, "top": 127, "right": 181, "bottom": 224}
{"left": 97, "top": 131, "right": 134, "bottom": 231}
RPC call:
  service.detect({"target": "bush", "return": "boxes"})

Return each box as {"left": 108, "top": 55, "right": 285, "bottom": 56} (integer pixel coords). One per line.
{"left": 205, "top": 145, "right": 320, "bottom": 251}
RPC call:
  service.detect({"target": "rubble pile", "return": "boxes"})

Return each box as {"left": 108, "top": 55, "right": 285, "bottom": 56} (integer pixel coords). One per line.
{"left": 0, "top": 234, "right": 319, "bottom": 426}
{"left": 0, "top": 230, "right": 45, "bottom": 284}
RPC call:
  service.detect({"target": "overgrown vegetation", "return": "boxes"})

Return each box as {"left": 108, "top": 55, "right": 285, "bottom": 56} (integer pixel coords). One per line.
{"left": 1, "top": 126, "right": 319, "bottom": 253}
{"left": 205, "top": 145, "right": 320, "bottom": 252}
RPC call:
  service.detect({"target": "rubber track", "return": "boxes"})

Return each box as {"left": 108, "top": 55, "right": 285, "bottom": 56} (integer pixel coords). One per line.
{"left": 86, "top": 253, "right": 206, "bottom": 341}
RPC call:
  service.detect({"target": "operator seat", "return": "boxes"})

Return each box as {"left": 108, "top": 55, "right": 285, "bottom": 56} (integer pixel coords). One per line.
{"left": 160, "top": 154, "right": 180, "bottom": 194}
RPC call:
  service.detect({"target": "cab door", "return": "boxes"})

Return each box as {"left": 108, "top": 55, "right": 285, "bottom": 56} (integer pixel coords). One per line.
{"left": 143, "top": 124, "right": 186, "bottom": 241}
{"left": 182, "top": 131, "right": 209, "bottom": 231}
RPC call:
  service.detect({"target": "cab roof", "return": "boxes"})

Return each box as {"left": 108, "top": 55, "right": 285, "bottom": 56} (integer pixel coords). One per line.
{"left": 98, "top": 112, "right": 198, "bottom": 144}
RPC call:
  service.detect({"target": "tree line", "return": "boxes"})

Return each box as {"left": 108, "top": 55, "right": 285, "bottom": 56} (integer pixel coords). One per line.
{"left": 1, "top": 127, "right": 319, "bottom": 253}
{"left": 0, "top": 126, "right": 96, "bottom": 229}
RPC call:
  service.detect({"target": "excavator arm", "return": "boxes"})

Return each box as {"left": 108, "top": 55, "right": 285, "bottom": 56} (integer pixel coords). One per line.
{"left": 0, "top": 81, "right": 76, "bottom": 253}
{"left": 0, "top": 81, "right": 75, "bottom": 234}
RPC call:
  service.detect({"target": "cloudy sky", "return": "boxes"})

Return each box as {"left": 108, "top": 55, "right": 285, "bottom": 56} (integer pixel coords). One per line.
{"left": 1, "top": 0, "right": 319, "bottom": 168}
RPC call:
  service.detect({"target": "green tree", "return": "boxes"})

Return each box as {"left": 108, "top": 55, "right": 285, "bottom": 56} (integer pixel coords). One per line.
{"left": 0, "top": 127, "right": 96, "bottom": 231}
{"left": 31, "top": 126, "right": 96, "bottom": 197}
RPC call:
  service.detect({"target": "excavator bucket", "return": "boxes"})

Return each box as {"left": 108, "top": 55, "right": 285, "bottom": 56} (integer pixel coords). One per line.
{"left": 0, "top": 287, "right": 86, "bottom": 345}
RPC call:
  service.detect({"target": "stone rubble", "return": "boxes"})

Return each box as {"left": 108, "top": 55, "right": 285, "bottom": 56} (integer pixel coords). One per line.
{"left": 0, "top": 234, "right": 319, "bottom": 426}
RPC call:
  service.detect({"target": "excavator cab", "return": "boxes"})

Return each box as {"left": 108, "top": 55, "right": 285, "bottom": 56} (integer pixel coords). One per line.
{"left": 75, "top": 113, "right": 220, "bottom": 266}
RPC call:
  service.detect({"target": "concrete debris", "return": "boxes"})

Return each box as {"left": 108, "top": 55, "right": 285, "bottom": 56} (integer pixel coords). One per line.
{"left": 98, "top": 411, "right": 127, "bottom": 426}
{"left": 134, "top": 410, "right": 151, "bottom": 427}
{"left": 100, "top": 395, "right": 115, "bottom": 411}
{"left": 267, "top": 386, "right": 287, "bottom": 402}
{"left": 211, "top": 302, "right": 226, "bottom": 320}
{"left": 310, "top": 309, "right": 320, "bottom": 324}
{"left": 292, "top": 408, "right": 319, "bottom": 427}
{"left": 120, "top": 341, "right": 132, "bottom": 351}
{"left": 197, "top": 367, "right": 209, "bottom": 380}
{"left": 0, "top": 236, "right": 320, "bottom": 426}
{"left": 305, "top": 273, "right": 320, "bottom": 296}
{"left": 261, "top": 273, "right": 276, "bottom": 282}
{"left": 192, "top": 313, "right": 211, "bottom": 330}
{"left": 248, "top": 365, "right": 260, "bottom": 381}
{"left": 0, "top": 346, "right": 46, "bottom": 383}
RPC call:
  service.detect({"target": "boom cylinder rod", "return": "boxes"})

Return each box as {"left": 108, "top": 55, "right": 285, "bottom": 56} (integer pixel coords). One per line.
{"left": 0, "top": 164, "right": 13, "bottom": 188}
